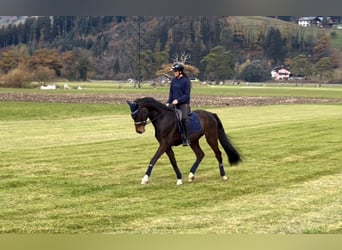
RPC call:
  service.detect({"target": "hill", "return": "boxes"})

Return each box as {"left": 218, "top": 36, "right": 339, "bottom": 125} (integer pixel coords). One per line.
{"left": 0, "top": 16, "right": 341, "bottom": 82}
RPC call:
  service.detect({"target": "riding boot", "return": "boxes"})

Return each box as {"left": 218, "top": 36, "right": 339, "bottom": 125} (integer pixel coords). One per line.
{"left": 182, "top": 120, "right": 191, "bottom": 146}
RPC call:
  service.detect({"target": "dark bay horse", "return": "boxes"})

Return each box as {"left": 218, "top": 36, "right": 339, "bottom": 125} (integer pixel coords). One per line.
{"left": 127, "top": 97, "right": 241, "bottom": 185}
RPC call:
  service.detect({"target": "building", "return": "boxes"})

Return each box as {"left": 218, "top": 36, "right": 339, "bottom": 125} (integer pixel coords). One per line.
{"left": 271, "top": 66, "right": 291, "bottom": 80}
{"left": 297, "top": 16, "right": 322, "bottom": 27}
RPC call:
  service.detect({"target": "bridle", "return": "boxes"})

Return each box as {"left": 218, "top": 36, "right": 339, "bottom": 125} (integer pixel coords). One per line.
{"left": 131, "top": 107, "right": 167, "bottom": 126}
{"left": 131, "top": 109, "right": 149, "bottom": 126}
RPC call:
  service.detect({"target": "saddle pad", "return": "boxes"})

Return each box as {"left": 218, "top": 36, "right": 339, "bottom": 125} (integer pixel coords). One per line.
{"left": 189, "top": 112, "right": 202, "bottom": 133}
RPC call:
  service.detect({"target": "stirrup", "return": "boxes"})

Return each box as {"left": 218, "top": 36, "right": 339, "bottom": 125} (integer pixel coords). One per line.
{"left": 182, "top": 138, "right": 190, "bottom": 146}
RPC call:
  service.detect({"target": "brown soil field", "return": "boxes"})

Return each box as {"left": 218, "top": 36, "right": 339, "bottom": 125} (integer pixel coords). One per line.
{"left": 0, "top": 92, "right": 342, "bottom": 106}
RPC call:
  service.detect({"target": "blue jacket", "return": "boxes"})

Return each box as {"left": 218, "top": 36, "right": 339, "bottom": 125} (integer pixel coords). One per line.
{"left": 167, "top": 76, "right": 191, "bottom": 105}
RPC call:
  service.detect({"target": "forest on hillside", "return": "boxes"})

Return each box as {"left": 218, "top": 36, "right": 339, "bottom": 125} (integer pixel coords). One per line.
{"left": 0, "top": 16, "right": 341, "bottom": 86}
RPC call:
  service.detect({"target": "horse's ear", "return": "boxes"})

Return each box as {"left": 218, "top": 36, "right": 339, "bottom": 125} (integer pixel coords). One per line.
{"left": 127, "top": 101, "right": 138, "bottom": 112}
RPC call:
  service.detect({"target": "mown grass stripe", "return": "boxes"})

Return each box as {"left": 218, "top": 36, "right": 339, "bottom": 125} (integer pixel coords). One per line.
{"left": 0, "top": 101, "right": 341, "bottom": 233}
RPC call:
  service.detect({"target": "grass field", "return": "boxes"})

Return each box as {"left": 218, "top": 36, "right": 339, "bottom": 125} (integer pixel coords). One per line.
{"left": 1, "top": 82, "right": 342, "bottom": 99}
{"left": 0, "top": 85, "right": 341, "bottom": 233}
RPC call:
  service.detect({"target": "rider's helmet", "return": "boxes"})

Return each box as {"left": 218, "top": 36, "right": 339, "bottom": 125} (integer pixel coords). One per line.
{"left": 172, "top": 63, "right": 184, "bottom": 72}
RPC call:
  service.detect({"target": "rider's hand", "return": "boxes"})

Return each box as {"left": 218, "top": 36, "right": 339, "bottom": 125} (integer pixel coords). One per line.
{"left": 172, "top": 99, "right": 178, "bottom": 105}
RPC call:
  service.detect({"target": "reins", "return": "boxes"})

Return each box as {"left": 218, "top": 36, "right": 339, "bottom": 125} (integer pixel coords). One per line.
{"left": 133, "top": 108, "right": 168, "bottom": 126}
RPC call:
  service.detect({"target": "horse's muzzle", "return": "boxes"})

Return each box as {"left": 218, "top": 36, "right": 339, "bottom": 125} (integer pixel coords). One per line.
{"left": 135, "top": 125, "right": 145, "bottom": 134}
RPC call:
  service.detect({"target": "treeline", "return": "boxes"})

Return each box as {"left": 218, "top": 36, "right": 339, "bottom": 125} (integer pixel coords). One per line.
{"left": 0, "top": 16, "right": 339, "bottom": 85}
{"left": 0, "top": 16, "right": 126, "bottom": 48}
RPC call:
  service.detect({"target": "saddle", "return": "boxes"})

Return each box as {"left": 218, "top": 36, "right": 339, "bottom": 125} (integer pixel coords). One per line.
{"left": 173, "top": 109, "right": 201, "bottom": 134}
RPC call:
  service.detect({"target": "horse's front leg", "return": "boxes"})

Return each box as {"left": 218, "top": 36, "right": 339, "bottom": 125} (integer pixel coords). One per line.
{"left": 141, "top": 144, "right": 167, "bottom": 184}
{"left": 188, "top": 140, "right": 205, "bottom": 182}
{"left": 165, "top": 147, "right": 183, "bottom": 185}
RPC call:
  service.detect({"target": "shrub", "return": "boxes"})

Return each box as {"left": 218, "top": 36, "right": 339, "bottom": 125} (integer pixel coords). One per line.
{"left": 330, "top": 31, "right": 337, "bottom": 39}
{"left": 240, "top": 60, "right": 270, "bottom": 82}
{"left": 0, "top": 68, "right": 32, "bottom": 88}
{"left": 31, "top": 66, "right": 55, "bottom": 84}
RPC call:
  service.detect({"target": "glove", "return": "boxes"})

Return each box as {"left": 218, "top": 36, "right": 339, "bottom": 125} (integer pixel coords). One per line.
{"left": 168, "top": 103, "right": 175, "bottom": 109}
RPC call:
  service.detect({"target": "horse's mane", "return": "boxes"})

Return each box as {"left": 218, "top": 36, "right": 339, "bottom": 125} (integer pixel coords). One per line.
{"left": 135, "top": 97, "right": 172, "bottom": 111}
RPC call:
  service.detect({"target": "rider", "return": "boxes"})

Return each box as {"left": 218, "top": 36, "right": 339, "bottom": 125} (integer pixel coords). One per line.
{"left": 167, "top": 63, "right": 192, "bottom": 146}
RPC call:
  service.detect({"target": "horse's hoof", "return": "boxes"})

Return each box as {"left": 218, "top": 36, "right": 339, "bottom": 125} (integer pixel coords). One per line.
{"left": 222, "top": 176, "right": 228, "bottom": 181}
{"left": 188, "top": 172, "right": 195, "bottom": 182}
{"left": 176, "top": 179, "right": 183, "bottom": 185}
{"left": 141, "top": 175, "right": 149, "bottom": 184}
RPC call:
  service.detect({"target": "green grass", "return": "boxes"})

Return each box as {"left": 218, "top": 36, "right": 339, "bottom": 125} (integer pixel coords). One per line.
{"left": 1, "top": 83, "right": 342, "bottom": 99}
{"left": 0, "top": 101, "right": 127, "bottom": 121}
{"left": 0, "top": 100, "right": 341, "bottom": 233}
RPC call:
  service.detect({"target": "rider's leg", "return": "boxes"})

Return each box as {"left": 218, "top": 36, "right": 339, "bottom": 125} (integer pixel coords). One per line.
{"left": 180, "top": 104, "right": 191, "bottom": 146}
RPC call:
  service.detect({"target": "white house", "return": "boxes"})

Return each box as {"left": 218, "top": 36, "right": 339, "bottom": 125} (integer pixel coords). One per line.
{"left": 271, "top": 66, "right": 291, "bottom": 80}
{"left": 298, "top": 16, "right": 323, "bottom": 27}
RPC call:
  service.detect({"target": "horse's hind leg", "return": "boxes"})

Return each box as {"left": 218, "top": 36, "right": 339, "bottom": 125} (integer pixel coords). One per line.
{"left": 205, "top": 132, "right": 228, "bottom": 181}
{"left": 165, "top": 147, "right": 183, "bottom": 185}
{"left": 188, "top": 140, "right": 205, "bottom": 182}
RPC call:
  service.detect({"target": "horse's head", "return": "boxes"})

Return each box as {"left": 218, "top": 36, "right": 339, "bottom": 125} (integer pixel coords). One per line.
{"left": 127, "top": 100, "right": 148, "bottom": 134}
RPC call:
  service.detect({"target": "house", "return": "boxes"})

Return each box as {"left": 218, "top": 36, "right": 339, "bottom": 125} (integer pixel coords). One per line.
{"left": 297, "top": 16, "right": 322, "bottom": 27}
{"left": 271, "top": 66, "right": 291, "bottom": 80}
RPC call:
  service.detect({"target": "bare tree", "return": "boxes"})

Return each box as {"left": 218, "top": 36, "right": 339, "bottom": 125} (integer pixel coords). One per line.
{"left": 172, "top": 52, "right": 191, "bottom": 64}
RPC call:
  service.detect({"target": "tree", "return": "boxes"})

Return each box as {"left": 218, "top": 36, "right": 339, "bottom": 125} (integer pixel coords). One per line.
{"left": 240, "top": 60, "right": 269, "bottom": 82}
{"left": 314, "top": 57, "right": 334, "bottom": 81}
{"left": 138, "top": 49, "right": 154, "bottom": 81}
{"left": 200, "top": 46, "right": 234, "bottom": 82}
{"left": 36, "top": 16, "right": 53, "bottom": 44}
{"left": 288, "top": 54, "right": 313, "bottom": 78}
{"left": 73, "top": 48, "right": 94, "bottom": 81}
{"left": 156, "top": 63, "right": 200, "bottom": 78}
{"left": 264, "top": 27, "right": 285, "bottom": 65}
{"left": 0, "top": 50, "right": 18, "bottom": 74}
{"left": 283, "top": 24, "right": 294, "bottom": 51}
{"left": 312, "top": 31, "right": 330, "bottom": 62}
{"left": 26, "top": 48, "right": 63, "bottom": 76}
{"left": 60, "top": 50, "right": 77, "bottom": 80}
{"left": 171, "top": 52, "right": 191, "bottom": 65}
{"left": 0, "top": 65, "right": 32, "bottom": 88}
{"left": 252, "top": 23, "right": 266, "bottom": 54}
{"left": 232, "top": 24, "right": 246, "bottom": 49}
{"left": 31, "top": 66, "right": 55, "bottom": 84}
{"left": 15, "top": 44, "right": 30, "bottom": 63}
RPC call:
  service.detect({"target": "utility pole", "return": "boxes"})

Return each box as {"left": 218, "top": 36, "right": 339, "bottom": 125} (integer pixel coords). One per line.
{"left": 137, "top": 16, "right": 141, "bottom": 88}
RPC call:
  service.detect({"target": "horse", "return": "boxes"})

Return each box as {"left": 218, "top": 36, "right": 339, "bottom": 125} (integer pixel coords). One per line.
{"left": 127, "top": 97, "right": 242, "bottom": 185}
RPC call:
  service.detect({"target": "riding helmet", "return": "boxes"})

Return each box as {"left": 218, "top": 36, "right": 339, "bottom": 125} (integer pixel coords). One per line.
{"left": 172, "top": 63, "right": 184, "bottom": 72}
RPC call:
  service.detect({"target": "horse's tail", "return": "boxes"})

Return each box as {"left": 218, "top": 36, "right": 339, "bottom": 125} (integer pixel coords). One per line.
{"left": 212, "top": 113, "right": 242, "bottom": 166}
